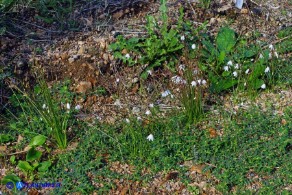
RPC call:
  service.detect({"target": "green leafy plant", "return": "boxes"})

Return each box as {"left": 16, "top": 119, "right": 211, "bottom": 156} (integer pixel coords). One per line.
{"left": 0, "top": 133, "right": 13, "bottom": 144}
{"left": 110, "top": 0, "right": 184, "bottom": 79}
{"left": 17, "top": 135, "right": 51, "bottom": 180}
{"left": 9, "top": 79, "right": 74, "bottom": 149}
{"left": 1, "top": 174, "right": 21, "bottom": 192}
{"left": 180, "top": 67, "right": 204, "bottom": 124}
{"left": 200, "top": 27, "right": 277, "bottom": 93}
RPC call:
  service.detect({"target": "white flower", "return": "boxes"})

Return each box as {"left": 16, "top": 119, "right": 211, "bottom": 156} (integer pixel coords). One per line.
{"left": 145, "top": 110, "right": 151, "bottom": 115}
{"left": 202, "top": 80, "right": 207, "bottom": 85}
{"left": 171, "top": 76, "right": 183, "bottom": 84}
{"left": 233, "top": 71, "right": 238, "bottom": 77}
{"left": 116, "top": 78, "right": 120, "bottom": 83}
{"left": 125, "top": 53, "right": 130, "bottom": 59}
{"left": 244, "top": 82, "right": 247, "bottom": 86}
{"left": 191, "top": 81, "right": 197, "bottom": 87}
{"left": 161, "top": 90, "right": 171, "bottom": 97}
{"left": 259, "top": 53, "right": 264, "bottom": 59}
{"left": 274, "top": 52, "right": 278, "bottom": 58}
{"left": 227, "top": 60, "right": 233, "bottom": 66}
{"left": 146, "top": 134, "right": 154, "bottom": 141}
{"left": 66, "top": 103, "right": 70, "bottom": 110}
{"left": 42, "top": 104, "right": 46, "bottom": 109}
{"left": 191, "top": 44, "right": 196, "bottom": 49}
{"left": 180, "top": 35, "right": 185, "bottom": 41}
{"left": 193, "top": 70, "right": 198, "bottom": 75}
{"left": 245, "top": 69, "right": 250, "bottom": 74}
{"left": 137, "top": 116, "right": 142, "bottom": 121}
{"left": 149, "top": 103, "right": 154, "bottom": 108}
{"left": 147, "top": 70, "right": 152, "bottom": 75}
{"left": 179, "top": 64, "right": 185, "bottom": 71}
{"left": 223, "top": 66, "right": 229, "bottom": 71}
{"left": 235, "top": 64, "right": 239, "bottom": 69}
{"left": 269, "top": 44, "right": 274, "bottom": 50}
{"left": 261, "top": 83, "right": 266, "bottom": 89}
{"left": 197, "top": 79, "right": 202, "bottom": 85}
{"left": 264, "top": 67, "right": 270, "bottom": 73}
{"left": 75, "top": 105, "right": 81, "bottom": 110}
{"left": 125, "top": 118, "right": 130, "bottom": 123}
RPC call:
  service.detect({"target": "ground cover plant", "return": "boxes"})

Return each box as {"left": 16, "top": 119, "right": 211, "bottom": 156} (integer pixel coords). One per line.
{"left": 0, "top": 0, "right": 291, "bottom": 194}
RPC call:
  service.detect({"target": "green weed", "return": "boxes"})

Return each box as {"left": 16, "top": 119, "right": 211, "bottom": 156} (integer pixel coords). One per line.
{"left": 200, "top": 27, "right": 278, "bottom": 93}
{"left": 110, "top": 0, "right": 185, "bottom": 79}
{"left": 9, "top": 79, "right": 74, "bottom": 149}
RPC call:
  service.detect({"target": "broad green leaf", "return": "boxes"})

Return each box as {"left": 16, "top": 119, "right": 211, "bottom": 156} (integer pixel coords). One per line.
{"left": 26, "top": 147, "right": 42, "bottom": 162}
{"left": 18, "top": 161, "right": 34, "bottom": 172}
{"left": 1, "top": 174, "right": 21, "bottom": 184}
{"left": 218, "top": 51, "right": 226, "bottom": 63}
{"left": 29, "top": 135, "right": 46, "bottom": 147}
{"left": 216, "top": 27, "right": 236, "bottom": 53}
{"left": 38, "top": 161, "right": 52, "bottom": 172}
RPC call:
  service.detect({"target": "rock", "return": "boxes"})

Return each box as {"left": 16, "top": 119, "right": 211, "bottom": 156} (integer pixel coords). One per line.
{"left": 78, "top": 41, "right": 84, "bottom": 45}
{"left": 78, "top": 46, "right": 85, "bottom": 54}
{"left": 102, "top": 53, "right": 109, "bottom": 61}
{"left": 76, "top": 81, "right": 92, "bottom": 93}
{"left": 132, "top": 77, "right": 139, "bottom": 83}
{"left": 68, "top": 57, "right": 75, "bottom": 64}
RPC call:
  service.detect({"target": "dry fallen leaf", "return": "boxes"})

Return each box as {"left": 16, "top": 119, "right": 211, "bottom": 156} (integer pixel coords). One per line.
{"left": 281, "top": 119, "right": 287, "bottom": 125}
{"left": 240, "top": 8, "right": 248, "bottom": 14}
{"left": 190, "top": 164, "right": 206, "bottom": 174}
{"left": 209, "top": 128, "right": 218, "bottom": 138}
{"left": 0, "top": 145, "right": 7, "bottom": 152}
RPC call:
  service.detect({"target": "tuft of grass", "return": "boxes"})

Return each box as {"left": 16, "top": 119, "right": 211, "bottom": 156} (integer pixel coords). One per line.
{"left": 8, "top": 79, "right": 74, "bottom": 149}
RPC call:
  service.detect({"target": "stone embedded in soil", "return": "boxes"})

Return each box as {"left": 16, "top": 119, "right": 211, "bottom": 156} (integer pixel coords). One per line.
{"left": 78, "top": 46, "right": 85, "bottom": 54}
{"left": 76, "top": 81, "right": 92, "bottom": 93}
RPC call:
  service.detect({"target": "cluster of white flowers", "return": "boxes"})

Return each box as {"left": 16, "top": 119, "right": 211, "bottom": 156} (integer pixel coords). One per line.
{"left": 268, "top": 44, "right": 279, "bottom": 59}
{"left": 191, "top": 79, "right": 207, "bottom": 87}
{"left": 161, "top": 90, "right": 172, "bottom": 97}
{"left": 179, "top": 64, "right": 185, "bottom": 71}
{"left": 171, "top": 75, "right": 186, "bottom": 84}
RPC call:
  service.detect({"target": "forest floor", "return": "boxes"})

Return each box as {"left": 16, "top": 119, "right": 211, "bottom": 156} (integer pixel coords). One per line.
{"left": 0, "top": 0, "right": 291, "bottom": 194}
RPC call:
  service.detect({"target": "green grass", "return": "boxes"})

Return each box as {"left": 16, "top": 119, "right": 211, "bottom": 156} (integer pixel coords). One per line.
{"left": 40, "top": 105, "right": 291, "bottom": 194}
